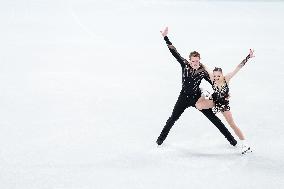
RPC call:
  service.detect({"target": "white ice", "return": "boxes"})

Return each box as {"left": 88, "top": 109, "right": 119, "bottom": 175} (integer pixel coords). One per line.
{"left": 0, "top": 0, "right": 283, "bottom": 188}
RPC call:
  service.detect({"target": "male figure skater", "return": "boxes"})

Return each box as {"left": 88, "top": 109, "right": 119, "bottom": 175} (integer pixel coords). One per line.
{"left": 156, "top": 27, "right": 237, "bottom": 146}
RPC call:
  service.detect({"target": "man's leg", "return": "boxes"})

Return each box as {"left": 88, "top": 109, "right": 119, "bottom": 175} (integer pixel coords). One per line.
{"left": 156, "top": 94, "right": 188, "bottom": 145}
{"left": 200, "top": 108, "right": 237, "bottom": 146}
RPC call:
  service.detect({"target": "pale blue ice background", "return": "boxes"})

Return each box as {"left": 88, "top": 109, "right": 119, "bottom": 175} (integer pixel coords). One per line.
{"left": 0, "top": 0, "right": 283, "bottom": 188}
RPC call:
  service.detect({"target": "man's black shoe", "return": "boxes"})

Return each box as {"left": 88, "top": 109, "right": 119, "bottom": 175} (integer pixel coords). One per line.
{"left": 230, "top": 138, "right": 237, "bottom": 146}
{"left": 156, "top": 137, "right": 164, "bottom": 145}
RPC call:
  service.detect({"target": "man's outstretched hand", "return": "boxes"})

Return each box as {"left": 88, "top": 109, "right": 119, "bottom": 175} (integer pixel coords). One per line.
{"left": 160, "top": 27, "right": 168, "bottom": 37}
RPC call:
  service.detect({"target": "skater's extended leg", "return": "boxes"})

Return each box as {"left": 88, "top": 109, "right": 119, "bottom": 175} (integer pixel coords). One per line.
{"left": 200, "top": 108, "right": 237, "bottom": 146}
{"left": 195, "top": 98, "right": 214, "bottom": 110}
{"left": 157, "top": 94, "right": 188, "bottom": 145}
{"left": 222, "top": 111, "right": 251, "bottom": 154}
{"left": 221, "top": 111, "right": 245, "bottom": 140}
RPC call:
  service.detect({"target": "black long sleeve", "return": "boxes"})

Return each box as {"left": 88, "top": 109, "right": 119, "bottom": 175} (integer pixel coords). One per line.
{"left": 240, "top": 54, "right": 250, "bottom": 67}
{"left": 164, "top": 36, "right": 187, "bottom": 68}
{"left": 203, "top": 69, "right": 213, "bottom": 85}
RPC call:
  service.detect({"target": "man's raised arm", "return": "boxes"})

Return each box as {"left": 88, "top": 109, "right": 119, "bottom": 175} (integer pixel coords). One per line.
{"left": 161, "top": 27, "right": 187, "bottom": 68}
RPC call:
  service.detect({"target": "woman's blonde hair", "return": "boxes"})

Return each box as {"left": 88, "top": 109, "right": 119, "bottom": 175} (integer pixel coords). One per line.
{"left": 213, "top": 67, "right": 223, "bottom": 73}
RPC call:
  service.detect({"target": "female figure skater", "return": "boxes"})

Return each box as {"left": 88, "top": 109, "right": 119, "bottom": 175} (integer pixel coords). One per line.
{"left": 195, "top": 49, "right": 255, "bottom": 154}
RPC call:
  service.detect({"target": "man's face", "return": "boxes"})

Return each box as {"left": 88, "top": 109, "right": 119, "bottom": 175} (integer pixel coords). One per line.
{"left": 189, "top": 56, "right": 200, "bottom": 70}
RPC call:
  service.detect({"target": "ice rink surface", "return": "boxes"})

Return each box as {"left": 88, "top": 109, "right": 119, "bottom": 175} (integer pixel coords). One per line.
{"left": 0, "top": 0, "right": 283, "bottom": 188}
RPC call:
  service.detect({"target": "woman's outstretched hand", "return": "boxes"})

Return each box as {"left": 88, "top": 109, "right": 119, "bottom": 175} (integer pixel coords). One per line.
{"left": 249, "top": 49, "right": 255, "bottom": 58}
{"left": 160, "top": 27, "right": 168, "bottom": 37}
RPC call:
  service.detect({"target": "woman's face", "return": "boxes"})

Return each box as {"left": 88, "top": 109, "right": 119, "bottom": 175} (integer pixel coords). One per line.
{"left": 213, "top": 71, "right": 224, "bottom": 82}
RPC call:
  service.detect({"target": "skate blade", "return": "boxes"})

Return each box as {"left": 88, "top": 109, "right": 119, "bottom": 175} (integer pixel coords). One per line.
{"left": 241, "top": 147, "right": 252, "bottom": 155}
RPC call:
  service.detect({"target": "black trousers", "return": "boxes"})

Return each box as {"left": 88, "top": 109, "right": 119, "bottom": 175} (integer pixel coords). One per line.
{"left": 158, "top": 92, "right": 237, "bottom": 146}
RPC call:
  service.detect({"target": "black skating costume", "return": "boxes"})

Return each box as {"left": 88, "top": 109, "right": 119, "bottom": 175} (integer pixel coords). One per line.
{"left": 211, "top": 80, "right": 230, "bottom": 114}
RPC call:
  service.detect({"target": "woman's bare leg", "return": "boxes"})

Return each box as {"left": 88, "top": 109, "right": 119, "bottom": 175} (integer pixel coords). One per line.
{"left": 222, "top": 111, "right": 252, "bottom": 154}
{"left": 221, "top": 111, "right": 245, "bottom": 140}
{"left": 195, "top": 97, "right": 214, "bottom": 110}
{"left": 196, "top": 96, "right": 205, "bottom": 104}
